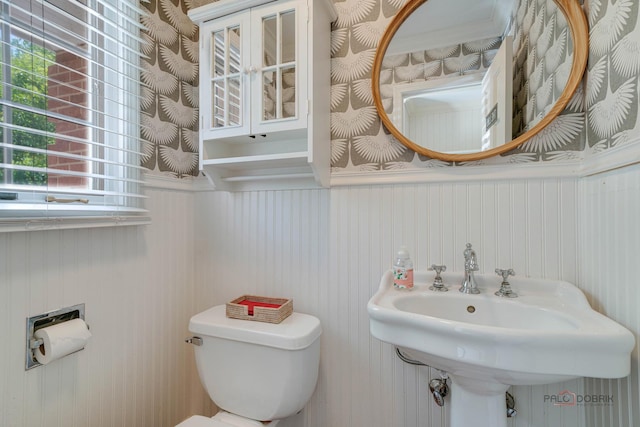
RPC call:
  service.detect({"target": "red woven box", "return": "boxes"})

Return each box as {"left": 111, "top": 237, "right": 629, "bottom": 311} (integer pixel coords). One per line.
{"left": 226, "top": 295, "right": 293, "bottom": 324}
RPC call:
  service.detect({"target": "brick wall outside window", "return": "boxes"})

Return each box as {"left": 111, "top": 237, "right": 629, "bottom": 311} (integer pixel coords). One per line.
{"left": 47, "top": 49, "right": 89, "bottom": 188}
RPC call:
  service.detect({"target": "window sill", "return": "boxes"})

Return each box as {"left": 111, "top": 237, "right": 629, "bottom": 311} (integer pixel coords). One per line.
{"left": 0, "top": 214, "right": 151, "bottom": 233}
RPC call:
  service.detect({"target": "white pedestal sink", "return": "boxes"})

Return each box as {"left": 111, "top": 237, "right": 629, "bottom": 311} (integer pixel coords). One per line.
{"left": 368, "top": 271, "right": 635, "bottom": 427}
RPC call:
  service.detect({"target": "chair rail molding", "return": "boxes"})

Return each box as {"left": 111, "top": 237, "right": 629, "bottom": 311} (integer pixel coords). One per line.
{"left": 145, "top": 139, "right": 640, "bottom": 190}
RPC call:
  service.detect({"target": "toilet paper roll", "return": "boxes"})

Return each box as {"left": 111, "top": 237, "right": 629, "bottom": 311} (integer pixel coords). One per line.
{"left": 34, "top": 318, "right": 92, "bottom": 365}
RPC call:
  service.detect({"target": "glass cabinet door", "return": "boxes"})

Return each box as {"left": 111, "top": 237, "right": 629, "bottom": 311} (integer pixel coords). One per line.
{"left": 199, "top": 1, "right": 307, "bottom": 141}
{"left": 211, "top": 26, "right": 241, "bottom": 128}
{"left": 201, "top": 12, "right": 251, "bottom": 138}
{"left": 251, "top": 1, "right": 307, "bottom": 134}
{"left": 261, "top": 9, "right": 295, "bottom": 121}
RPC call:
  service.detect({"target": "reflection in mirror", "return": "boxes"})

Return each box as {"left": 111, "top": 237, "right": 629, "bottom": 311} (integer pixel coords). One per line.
{"left": 212, "top": 27, "right": 242, "bottom": 128}
{"left": 481, "top": 35, "right": 512, "bottom": 151}
{"left": 262, "top": 10, "right": 297, "bottom": 121}
{"left": 397, "top": 74, "right": 484, "bottom": 154}
{"left": 374, "top": 0, "right": 585, "bottom": 160}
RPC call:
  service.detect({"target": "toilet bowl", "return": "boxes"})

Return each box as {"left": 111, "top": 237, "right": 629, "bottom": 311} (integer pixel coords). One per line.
{"left": 177, "top": 305, "right": 321, "bottom": 427}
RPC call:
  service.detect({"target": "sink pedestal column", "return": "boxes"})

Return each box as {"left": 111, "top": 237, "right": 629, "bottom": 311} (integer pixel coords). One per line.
{"left": 449, "top": 376, "right": 510, "bottom": 427}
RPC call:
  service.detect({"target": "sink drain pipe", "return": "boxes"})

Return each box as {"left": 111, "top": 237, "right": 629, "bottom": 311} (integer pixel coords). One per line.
{"left": 395, "top": 347, "right": 427, "bottom": 366}
{"left": 394, "top": 347, "right": 516, "bottom": 416}
{"left": 395, "top": 347, "right": 448, "bottom": 407}
{"left": 429, "top": 374, "right": 450, "bottom": 407}
{"left": 506, "top": 391, "right": 517, "bottom": 417}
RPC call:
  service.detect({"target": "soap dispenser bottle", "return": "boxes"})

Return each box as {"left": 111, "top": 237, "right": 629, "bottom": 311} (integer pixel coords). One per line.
{"left": 393, "top": 247, "right": 414, "bottom": 290}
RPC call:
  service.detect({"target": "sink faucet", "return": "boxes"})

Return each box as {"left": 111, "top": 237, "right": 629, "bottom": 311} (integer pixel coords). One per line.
{"left": 460, "top": 243, "right": 480, "bottom": 294}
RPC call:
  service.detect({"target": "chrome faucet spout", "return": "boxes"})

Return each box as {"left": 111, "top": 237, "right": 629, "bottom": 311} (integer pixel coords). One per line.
{"left": 460, "top": 243, "right": 480, "bottom": 294}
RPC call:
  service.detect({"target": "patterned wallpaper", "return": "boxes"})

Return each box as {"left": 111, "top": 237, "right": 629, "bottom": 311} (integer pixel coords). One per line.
{"left": 331, "top": 0, "right": 586, "bottom": 170}
{"left": 141, "top": 0, "right": 200, "bottom": 178}
{"left": 585, "top": 0, "right": 639, "bottom": 153}
{"left": 138, "top": 0, "right": 640, "bottom": 177}
{"left": 379, "top": 36, "right": 502, "bottom": 119}
{"left": 509, "top": 0, "right": 582, "bottom": 154}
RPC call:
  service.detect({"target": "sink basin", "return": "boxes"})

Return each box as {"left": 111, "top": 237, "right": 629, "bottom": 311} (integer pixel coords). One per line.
{"left": 368, "top": 270, "right": 634, "bottom": 427}
{"left": 393, "top": 293, "right": 579, "bottom": 331}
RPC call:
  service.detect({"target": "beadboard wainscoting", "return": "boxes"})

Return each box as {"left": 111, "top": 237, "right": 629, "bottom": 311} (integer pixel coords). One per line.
{"left": 580, "top": 163, "right": 640, "bottom": 427}
{"left": 0, "top": 187, "right": 208, "bottom": 427}
{"left": 194, "top": 178, "right": 589, "bottom": 427}
{"left": 2, "top": 171, "right": 638, "bottom": 427}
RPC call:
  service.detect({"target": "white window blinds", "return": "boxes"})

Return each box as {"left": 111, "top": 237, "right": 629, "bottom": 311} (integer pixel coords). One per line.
{"left": 0, "top": 0, "right": 149, "bottom": 229}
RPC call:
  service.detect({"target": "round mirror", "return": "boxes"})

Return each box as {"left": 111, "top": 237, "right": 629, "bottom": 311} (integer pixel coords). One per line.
{"left": 372, "top": 0, "right": 588, "bottom": 162}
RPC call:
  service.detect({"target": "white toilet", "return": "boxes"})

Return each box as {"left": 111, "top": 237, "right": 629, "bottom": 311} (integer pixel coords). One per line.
{"left": 177, "top": 305, "right": 322, "bottom": 427}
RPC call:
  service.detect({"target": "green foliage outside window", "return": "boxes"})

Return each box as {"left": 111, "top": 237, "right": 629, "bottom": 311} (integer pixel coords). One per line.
{"left": 1, "top": 37, "right": 56, "bottom": 185}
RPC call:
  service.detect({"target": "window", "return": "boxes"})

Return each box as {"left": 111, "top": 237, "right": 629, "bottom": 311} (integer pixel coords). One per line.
{"left": 0, "top": 0, "right": 148, "bottom": 229}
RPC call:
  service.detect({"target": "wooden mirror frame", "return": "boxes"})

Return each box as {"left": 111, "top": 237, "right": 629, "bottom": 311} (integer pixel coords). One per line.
{"left": 371, "top": 0, "right": 589, "bottom": 162}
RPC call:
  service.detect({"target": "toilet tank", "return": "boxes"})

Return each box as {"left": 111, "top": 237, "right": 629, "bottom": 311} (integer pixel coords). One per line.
{"left": 188, "top": 305, "right": 322, "bottom": 422}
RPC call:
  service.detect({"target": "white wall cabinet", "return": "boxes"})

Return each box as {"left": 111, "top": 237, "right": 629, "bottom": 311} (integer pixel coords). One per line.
{"left": 189, "top": 0, "right": 336, "bottom": 191}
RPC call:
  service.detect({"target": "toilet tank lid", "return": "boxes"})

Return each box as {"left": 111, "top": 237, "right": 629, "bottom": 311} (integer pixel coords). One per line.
{"left": 189, "top": 305, "right": 322, "bottom": 350}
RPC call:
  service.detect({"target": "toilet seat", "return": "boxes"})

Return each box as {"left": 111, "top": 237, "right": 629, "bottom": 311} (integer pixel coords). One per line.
{"left": 176, "top": 416, "right": 218, "bottom": 427}
{"left": 176, "top": 412, "right": 279, "bottom": 427}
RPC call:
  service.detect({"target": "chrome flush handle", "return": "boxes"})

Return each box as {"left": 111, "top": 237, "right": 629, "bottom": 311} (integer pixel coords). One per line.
{"left": 185, "top": 336, "right": 203, "bottom": 346}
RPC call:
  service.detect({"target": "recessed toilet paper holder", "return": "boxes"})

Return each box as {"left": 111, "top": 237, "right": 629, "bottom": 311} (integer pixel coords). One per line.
{"left": 25, "top": 303, "right": 87, "bottom": 370}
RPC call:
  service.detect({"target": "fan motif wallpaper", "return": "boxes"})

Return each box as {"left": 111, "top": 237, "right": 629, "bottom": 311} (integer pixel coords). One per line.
{"left": 141, "top": 0, "right": 200, "bottom": 178}
{"left": 508, "top": 0, "right": 584, "bottom": 159}
{"left": 379, "top": 37, "right": 503, "bottom": 116}
{"left": 586, "top": 0, "right": 639, "bottom": 154}
{"left": 139, "top": 0, "right": 640, "bottom": 177}
{"left": 331, "top": 0, "right": 585, "bottom": 170}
